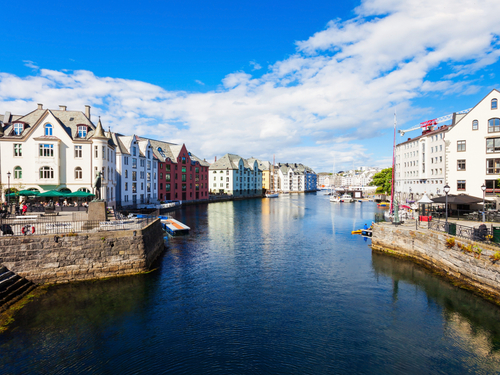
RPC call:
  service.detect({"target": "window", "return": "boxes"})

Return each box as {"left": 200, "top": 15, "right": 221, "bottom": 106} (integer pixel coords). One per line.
{"left": 166, "top": 183, "right": 171, "bottom": 191}
{"left": 457, "top": 180, "right": 466, "bottom": 191}
{"left": 14, "top": 166, "right": 22, "bottom": 179}
{"left": 39, "top": 144, "right": 54, "bottom": 157}
{"left": 77, "top": 125, "right": 87, "bottom": 138}
{"left": 195, "top": 167, "right": 199, "bottom": 174}
{"left": 132, "top": 183, "right": 137, "bottom": 193}
{"left": 486, "top": 138, "right": 500, "bottom": 153}
{"left": 489, "top": 118, "right": 500, "bottom": 133}
{"left": 493, "top": 98, "right": 498, "bottom": 110}
{"left": 132, "top": 146, "right": 137, "bottom": 156}
{"left": 75, "top": 145, "right": 82, "bottom": 158}
{"left": 147, "top": 172, "right": 151, "bottom": 181}
{"left": 166, "top": 164, "right": 171, "bottom": 172}
{"left": 102, "top": 146, "right": 106, "bottom": 160}
{"left": 125, "top": 170, "right": 128, "bottom": 178}
{"left": 166, "top": 174, "right": 171, "bottom": 181}
{"left": 39, "top": 166, "right": 54, "bottom": 179}
{"left": 75, "top": 167, "right": 82, "bottom": 179}
{"left": 132, "top": 158, "right": 137, "bottom": 168}
{"left": 140, "top": 171, "right": 145, "bottom": 179}
{"left": 472, "top": 120, "right": 478, "bottom": 130}
{"left": 487, "top": 159, "right": 500, "bottom": 174}
{"left": 132, "top": 171, "right": 137, "bottom": 181}
{"left": 125, "top": 182, "right": 128, "bottom": 191}
{"left": 124, "top": 157, "right": 129, "bottom": 165}
{"left": 457, "top": 160, "right": 465, "bottom": 171}
{"left": 13, "top": 123, "right": 24, "bottom": 135}
{"left": 182, "top": 174, "right": 187, "bottom": 182}
{"left": 147, "top": 161, "right": 151, "bottom": 170}
{"left": 14, "top": 144, "right": 22, "bottom": 157}
{"left": 44, "top": 123, "right": 53, "bottom": 136}
{"left": 457, "top": 140, "right": 466, "bottom": 152}
{"left": 140, "top": 159, "right": 145, "bottom": 167}
{"left": 182, "top": 167, "right": 186, "bottom": 173}
{"left": 182, "top": 157, "right": 186, "bottom": 164}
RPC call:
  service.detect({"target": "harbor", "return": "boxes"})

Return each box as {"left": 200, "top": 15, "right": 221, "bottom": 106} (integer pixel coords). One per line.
{"left": 2, "top": 194, "right": 500, "bottom": 374}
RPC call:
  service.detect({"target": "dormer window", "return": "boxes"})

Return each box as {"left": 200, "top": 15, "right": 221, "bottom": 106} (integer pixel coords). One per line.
{"left": 44, "top": 123, "right": 53, "bottom": 136}
{"left": 493, "top": 99, "right": 498, "bottom": 110}
{"left": 13, "top": 123, "right": 24, "bottom": 135}
{"left": 77, "top": 125, "right": 87, "bottom": 138}
{"left": 132, "top": 146, "right": 137, "bottom": 156}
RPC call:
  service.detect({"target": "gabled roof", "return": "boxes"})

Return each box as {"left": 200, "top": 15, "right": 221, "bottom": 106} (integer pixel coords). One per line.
{"left": 454, "top": 88, "right": 500, "bottom": 126}
{"left": 209, "top": 153, "right": 243, "bottom": 170}
{"left": 1, "top": 107, "right": 95, "bottom": 140}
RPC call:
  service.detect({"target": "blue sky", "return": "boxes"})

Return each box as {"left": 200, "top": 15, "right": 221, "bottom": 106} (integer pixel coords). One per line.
{"left": 1, "top": 0, "right": 500, "bottom": 172}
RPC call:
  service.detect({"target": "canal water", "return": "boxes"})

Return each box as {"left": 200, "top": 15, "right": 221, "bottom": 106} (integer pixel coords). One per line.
{"left": 2, "top": 193, "right": 500, "bottom": 374}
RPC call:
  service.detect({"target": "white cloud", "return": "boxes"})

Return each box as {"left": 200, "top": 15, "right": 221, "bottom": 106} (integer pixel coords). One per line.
{"left": 3, "top": 0, "right": 500, "bottom": 172}
{"left": 195, "top": 79, "right": 205, "bottom": 86}
{"left": 249, "top": 61, "right": 262, "bottom": 70}
{"left": 23, "top": 60, "right": 39, "bottom": 70}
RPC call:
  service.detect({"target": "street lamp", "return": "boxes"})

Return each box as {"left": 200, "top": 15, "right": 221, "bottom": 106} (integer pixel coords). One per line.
{"left": 444, "top": 184, "right": 450, "bottom": 231}
{"left": 481, "top": 183, "right": 487, "bottom": 222}
{"left": 7, "top": 171, "right": 11, "bottom": 214}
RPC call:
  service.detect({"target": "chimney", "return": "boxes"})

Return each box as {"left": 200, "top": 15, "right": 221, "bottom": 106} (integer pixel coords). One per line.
{"left": 85, "top": 105, "right": 91, "bottom": 119}
{"left": 215, "top": 156, "right": 217, "bottom": 162}
{"left": 59, "top": 105, "right": 67, "bottom": 111}
{"left": 37, "top": 103, "right": 43, "bottom": 110}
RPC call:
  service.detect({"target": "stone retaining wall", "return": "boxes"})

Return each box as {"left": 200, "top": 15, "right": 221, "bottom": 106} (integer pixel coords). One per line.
{"left": 372, "top": 223, "right": 500, "bottom": 303}
{"left": 0, "top": 219, "right": 165, "bottom": 284}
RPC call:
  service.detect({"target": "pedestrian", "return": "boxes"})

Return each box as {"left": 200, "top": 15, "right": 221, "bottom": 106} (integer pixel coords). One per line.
{"left": 22, "top": 202, "right": 28, "bottom": 215}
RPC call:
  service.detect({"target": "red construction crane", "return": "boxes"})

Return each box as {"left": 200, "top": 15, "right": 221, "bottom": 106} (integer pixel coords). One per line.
{"left": 398, "top": 108, "right": 471, "bottom": 137}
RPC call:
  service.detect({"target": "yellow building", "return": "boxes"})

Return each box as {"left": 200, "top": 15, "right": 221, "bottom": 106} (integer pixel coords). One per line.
{"left": 247, "top": 158, "right": 273, "bottom": 192}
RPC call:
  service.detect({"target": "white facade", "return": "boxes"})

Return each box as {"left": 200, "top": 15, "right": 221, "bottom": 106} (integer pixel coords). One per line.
{"left": 112, "top": 134, "right": 158, "bottom": 206}
{"left": 447, "top": 89, "right": 500, "bottom": 203}
{"left": 273, "top": 163, "right": 317, "bottom": 192}
{"left": 394, "top": 125, "right": 449, "bottom": 202}
{"left": 0, "top": 104, "right": 116, "bottom": 206}
{"left": 209, "top": 154, "right": 262, "bottom": 195}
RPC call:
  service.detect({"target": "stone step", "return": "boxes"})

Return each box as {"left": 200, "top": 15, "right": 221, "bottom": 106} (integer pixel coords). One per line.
{"left": 0, "top": 270, "right": 15, "bottom": 283}
{"left": 0, "top": 274, "right": 21, "bottom": 298}
{"left": 0, "top": 279, "right": 35, "bottom": 312}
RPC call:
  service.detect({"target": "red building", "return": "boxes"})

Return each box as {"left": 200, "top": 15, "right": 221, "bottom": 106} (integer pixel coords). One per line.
{"left": 143, "top": 139, "right": 209, "bottom": 202}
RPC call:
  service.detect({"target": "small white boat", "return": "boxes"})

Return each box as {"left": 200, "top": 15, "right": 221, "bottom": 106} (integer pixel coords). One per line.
{"left": 265, "top": 192, "right": 279, "bottom": 198}
{"left": 330, "top": 195, "right": 340, "bottom": 203}
{"left": 339, "top": 194, "right": 353, "bottom": 203}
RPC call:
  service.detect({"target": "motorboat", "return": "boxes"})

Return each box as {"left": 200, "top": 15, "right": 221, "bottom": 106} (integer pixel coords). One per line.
{"left": 265, "top": 192, "right": 279, "bottom": 198}
{"left": 377, "top": 202, "right": 390, "bottom": 207}
{"left": 339, "top": 194, "right": 353, "bottom": 203}
{"left": 330, "top": 195, "right": 340, "bottom": 203}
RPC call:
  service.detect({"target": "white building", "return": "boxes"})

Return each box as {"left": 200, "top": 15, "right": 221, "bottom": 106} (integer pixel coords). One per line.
{"left": 0, "top": 104, "right": 116, "bottom": 206}
{"left": 394, "top": 124, "right": 451, "bottom": 202}
{"left": 447, "top": 89, "right": 500, "bottom": 204}
{"left": 273, "top": 163, "right": 317, "bottom": 192}
{"left": 111, "top": 133, "right": 158, "bottom": 207}
{"left": 209, "top": 154, "right": 262, "bottom": 195}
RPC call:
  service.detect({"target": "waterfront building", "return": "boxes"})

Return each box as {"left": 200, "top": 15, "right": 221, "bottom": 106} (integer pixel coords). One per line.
{"left": 0, "top": 104, "right": 117, "bottom": 206}
{"left": 446, "top": 89, "right": 500, "bottom": 203}
{"left": 209, "top": 154, "right": 262, "bottom": 196}
{"left": 394, "top": 125, "right": 451, "bottom": 202}
{"left": 111, "top": 134, "right": 158, "bottom": 207}
{"left": 273, "top": 163, "right": 317, "bottom": 193}
{"left": 247, "top": 158, "right": 273, "bottom": 192}
{"left": 146, "top": 138, "right": 209, "bottom": 202}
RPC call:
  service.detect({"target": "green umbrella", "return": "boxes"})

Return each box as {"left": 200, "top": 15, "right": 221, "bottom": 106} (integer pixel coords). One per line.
{"left": 68, "top": 191, "right": 95, "bottom": 197}
{"left": 18, "top": 189, "right": 40, "bottom": 196}
{"left": 38, "top": 190, "right": 68, "bottom": 197}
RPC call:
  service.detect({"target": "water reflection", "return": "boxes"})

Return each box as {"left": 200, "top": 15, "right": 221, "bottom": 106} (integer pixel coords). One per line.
{"left": 372, "top": 252, "right": 500, "bottom": 363}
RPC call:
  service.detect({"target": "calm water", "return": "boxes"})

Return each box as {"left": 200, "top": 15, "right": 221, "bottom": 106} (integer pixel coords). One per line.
{"left": 2, "top": 193, "right": 500, "bottom": 374}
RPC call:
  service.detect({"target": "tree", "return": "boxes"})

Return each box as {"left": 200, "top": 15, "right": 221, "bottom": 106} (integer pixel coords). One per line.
{"left": 369, "top": 167, "right": 392, "bottom": 194}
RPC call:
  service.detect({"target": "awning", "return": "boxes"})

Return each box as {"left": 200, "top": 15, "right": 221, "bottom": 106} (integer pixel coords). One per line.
{"left": 418, "top": 194, "right": 434, "bottom": 204}
{"left": 431, "top": 194, "right": 494, "bottom": 204}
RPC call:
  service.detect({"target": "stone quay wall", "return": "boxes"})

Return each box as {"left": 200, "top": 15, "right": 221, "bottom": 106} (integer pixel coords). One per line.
{"left": 0, "top": 219, "right": 165, "bottom": 284}
{"left": 372, "top": 223, "right": 500, "bottom": 303}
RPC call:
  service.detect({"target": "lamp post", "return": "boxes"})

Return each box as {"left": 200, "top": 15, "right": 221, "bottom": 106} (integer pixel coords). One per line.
{"left": 444, "top": 184, "right": 450, "bottom": 231}
{"left": 409, "top": 187, "right": 412, "bottom": 201}
{"left": 482, "top": 183, "right": 487, "bottom": 222}
{"left": 7, "top": 171, "right": 11, "bottom": 214}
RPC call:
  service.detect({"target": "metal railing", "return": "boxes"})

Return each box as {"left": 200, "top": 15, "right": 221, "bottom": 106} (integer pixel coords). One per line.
{"left": 0, "top": 216, "right": 157, "bottom": 237}
{"left": 428, "top": 220, "right": 497, "bottom": 246}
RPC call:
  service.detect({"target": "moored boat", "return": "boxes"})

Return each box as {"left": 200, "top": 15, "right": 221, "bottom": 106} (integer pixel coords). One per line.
{"left": 339, "top": 194, "right": 353, "bottom": 203}
{"left": 265, "top": 192, "right": 279, "bottom": 198}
